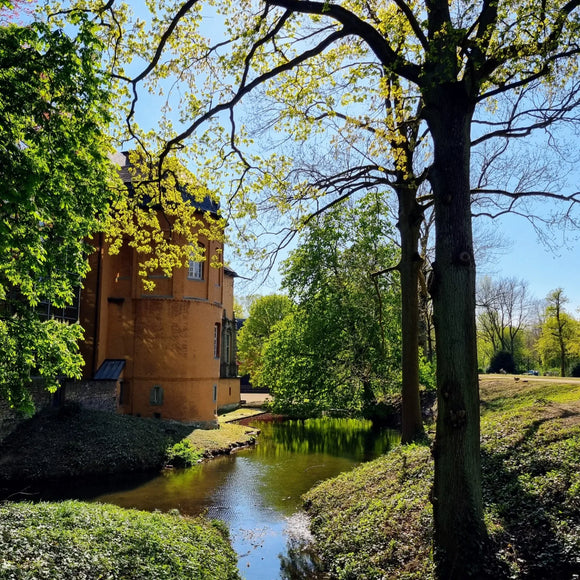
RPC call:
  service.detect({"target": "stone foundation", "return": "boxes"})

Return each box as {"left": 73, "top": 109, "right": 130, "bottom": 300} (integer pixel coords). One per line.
{"left": 0, "top": 379, "right": 118, "bottom": 441}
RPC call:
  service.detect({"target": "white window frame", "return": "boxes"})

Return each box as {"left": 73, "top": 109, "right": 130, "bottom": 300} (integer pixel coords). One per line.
{"left": 150, "top": 385, "right": 164, "bottom": 406}
{"left": 188, "top": 259, "right": 204, "bottom": 280}
{"left": 188, "top": 244, "right": 205, "bottom": 280}
{"left": 224, "top": 332, "right": 231, "bottom": 363}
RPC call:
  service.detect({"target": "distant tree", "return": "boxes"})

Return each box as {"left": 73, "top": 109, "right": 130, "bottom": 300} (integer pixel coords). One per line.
{"left": 537, "top": 289, "right": 580, "bottom": 377}
{"left": 261, "top": 193, "right": 402, "bottom": 416}
{"left": 0, "top": 19, "right": 117, "bottom": 412}
{"left": 236, "top": 294, "right": 294, "bottom": 384}
{"left": 487, "top": 351, "right": 516, "bottom": 374}
{"left": 477, "top": 276, "right": 535, "bottom": 370}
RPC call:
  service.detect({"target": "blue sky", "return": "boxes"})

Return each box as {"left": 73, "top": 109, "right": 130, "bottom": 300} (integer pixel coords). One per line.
{"left": 486, "top": 212, "right": 580, "bottom": 314}
{"left": 98, "top": 1, "right": 580, "bottom": 316}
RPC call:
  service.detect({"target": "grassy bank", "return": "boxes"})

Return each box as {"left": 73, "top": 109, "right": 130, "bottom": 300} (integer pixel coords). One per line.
{"left": 0, "top": 407, "right": 264, "bottom": 579}
{"left": 0, "top": 404, "right": 261, "bottom": 486}
{"left": 0, "top": 500, "right": 240, "bottom": 579}
{"left": 304, "top": 378, "right": 580, "bottom": 579}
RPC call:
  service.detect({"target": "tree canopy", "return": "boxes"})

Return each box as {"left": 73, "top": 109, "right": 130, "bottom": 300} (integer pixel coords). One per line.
{"left": 538, "top": 288, "right": 580, "bottom": 376}
{"left": 0, "top": 18, "right": 117, "bottom": 411}
{"left": 237, "top": 293, "right": 294, "bottom": 382}
{"left": 261, "top": 192, "right": 404, "bottom": 416}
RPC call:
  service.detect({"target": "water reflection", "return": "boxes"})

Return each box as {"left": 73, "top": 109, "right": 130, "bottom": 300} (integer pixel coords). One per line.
{"left": 279, "top": 512, "right": 327, "bottom": 580}
{"left": 253, "top": 417, "right": 395, "bottom": 460}
{"left": 89, "top": 418, "right": 398, "bottom": 579}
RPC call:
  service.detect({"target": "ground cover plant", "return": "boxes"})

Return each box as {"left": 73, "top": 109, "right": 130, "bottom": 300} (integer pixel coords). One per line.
{"left": 304, "top": 378, "right": 580, "bottom": 579}
{"left": 0, "top": 405, "right": 192, "bottom": 484}
{"left": 0, "top": 404, "right": 259, "bottom": 485}
{"left": 187, "top": 418, "right": 259, "bottom": 458}
{"left": 0, "top": 500, "right": 240, "bottom": 579}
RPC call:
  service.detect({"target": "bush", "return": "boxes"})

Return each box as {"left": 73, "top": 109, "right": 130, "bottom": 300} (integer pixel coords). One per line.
{"left": 165, "top": 439, "right": 203, "bottom": 467}
{"left": 570, "top": 361, "right": 580, "bottom": 377}
{"left": 0, "top": 500, "right": 240, "bottom": 579}
{"left": 487, "top": 351, "right": 516, "bottom": 374}
{"left": 0, "top": 408, "right": 193, "bottom": 483}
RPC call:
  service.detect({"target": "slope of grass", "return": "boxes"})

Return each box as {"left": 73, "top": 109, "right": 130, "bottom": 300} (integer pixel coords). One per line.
{"left": 0, "top": 500, "right": 240, "bottom": 579}
{"left": 0, "top": 403, "right": 260, "bottom": 484}
{"left": 304, "top": 378, "right": 580, "bottom": 579}
{"left": 0, "top": 405, "right": 193, "bottom": 484}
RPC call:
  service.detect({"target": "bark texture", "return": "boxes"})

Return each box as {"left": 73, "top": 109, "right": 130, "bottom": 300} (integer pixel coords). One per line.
{"left": 424, "top": 82, "right": 489, "bottom": 578}
{"left": 397, "top": 187, "right": 425, "bottom": 443}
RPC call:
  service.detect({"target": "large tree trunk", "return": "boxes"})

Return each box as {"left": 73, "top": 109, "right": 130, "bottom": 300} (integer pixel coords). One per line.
{"left": 397, "top": 186, "right": 425, "bottom": 443}
{"left": 424, "top": 83, "right": 489, "bottom": 578}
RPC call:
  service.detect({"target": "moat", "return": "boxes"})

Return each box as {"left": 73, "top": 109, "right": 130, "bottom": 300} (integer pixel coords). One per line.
{"left": 44, "top": 417, "right": 399, "bottom": 579}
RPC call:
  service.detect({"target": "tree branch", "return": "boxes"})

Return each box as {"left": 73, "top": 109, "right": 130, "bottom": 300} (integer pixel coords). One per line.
{"left": 265, "top": 0, "right": 421, "bottom": 83}
{"left": 158, "top": 26, "right": 349, "bottom": 170}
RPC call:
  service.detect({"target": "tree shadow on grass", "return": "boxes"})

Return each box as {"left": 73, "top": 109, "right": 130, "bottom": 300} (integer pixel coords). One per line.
{"left": 481, "top": 412, "right": 580, "bottom": 579}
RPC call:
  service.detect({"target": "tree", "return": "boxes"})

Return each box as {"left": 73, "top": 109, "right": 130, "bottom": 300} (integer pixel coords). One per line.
{"left": 249, "top": 68, "right": 430, "bottom": 441}
{"left": 487, "top": 350, "right": 516, "bottom": 374}
{"left": 237, "top": 294, "right": 294, "bottom": 384}
{"left": 477, "top": 276, "right": 535, "bottom": 370}
{"left": 57, "top": 0, "right": 580, "bottom": 575}
{"left": 0, "top": 19, "right": 117, "bottom": 411}
{"left": 249, "top": 2, "right": 579, "bottom": 575}
{"left": 261, "top": 192, "right": 402, "bottom": 416}
{"left": 537, "top": 288, "right": 580, "bottom": 376}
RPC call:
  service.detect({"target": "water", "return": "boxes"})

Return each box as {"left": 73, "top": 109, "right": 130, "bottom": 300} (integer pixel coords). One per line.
{"left": 59, "top": 417, "right": 398, "bottom": 579}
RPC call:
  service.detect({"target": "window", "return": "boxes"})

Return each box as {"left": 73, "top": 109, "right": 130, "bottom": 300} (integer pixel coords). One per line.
{"left": 119, "top": 380, "right": 127, "bottom": 405}
{"left": 224, "top": 332, "right": 231, "bottom": 363}
{"left": 150, "top": 385, "right": 164, "bottom": 406}
{"left": 214, "top": 323, "right": 221, "bottom": 358}
{"left": 37, "top": 286, "right": 81, "bottom": 323}
{"left": 213, "top": 384, "right": 218, "bottom": 403}
{"left": 188, "top": 244, "right": 205, "bottom": 280}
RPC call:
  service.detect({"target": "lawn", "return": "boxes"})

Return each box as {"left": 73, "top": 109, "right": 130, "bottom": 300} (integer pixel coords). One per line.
{"left": 304, "top": 378, "right": 580, "bottom": 579}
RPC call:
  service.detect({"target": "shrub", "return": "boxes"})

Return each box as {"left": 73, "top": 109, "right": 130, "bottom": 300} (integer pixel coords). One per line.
{"left": 487, "top": 351, "right": 516, "bottom": 374}
{"left": 570, "top": 361, "right": 580, "bottom": 377}
{"left": 419, "top": 353, "right": 436, "bottom": 391}
{"left": 165, "top": 439, "right": 203, "bottom": 467}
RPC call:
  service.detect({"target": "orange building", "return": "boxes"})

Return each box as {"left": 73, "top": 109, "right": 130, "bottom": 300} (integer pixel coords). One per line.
{"left": 79, "top": 154, "right": 240, "bottom": 427}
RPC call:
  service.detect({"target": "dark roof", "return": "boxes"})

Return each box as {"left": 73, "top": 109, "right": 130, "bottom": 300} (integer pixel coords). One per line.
{"left": 111, "top": 151, "right": 220, "bottom": 215}
{"left": 224, "top": 266, "right": 239, "bottom": 278}
{"left": 93, "top": 359, "right": 126, "bottom": 381}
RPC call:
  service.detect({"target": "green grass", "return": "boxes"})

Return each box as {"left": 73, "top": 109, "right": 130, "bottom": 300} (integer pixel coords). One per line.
{"left": 187, "top": 421, "right": 258, "bottom": 456}
{"left": 0, "top": 500, "right": 240, "bottom": 579}
{"left": 0, "top": 405, "right": 194, "bottom": 483}
{"left": 304, "top": 444, "right": 434, "bottom": 580}
{"left": 303, "top": 378, "right": 580, "bottom": 579}
{"left": 0, "top": 404, "right": 260, "bottom": 484}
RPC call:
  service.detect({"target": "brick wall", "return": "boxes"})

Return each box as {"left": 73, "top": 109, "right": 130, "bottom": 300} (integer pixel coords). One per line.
{"left": 0, "top": 380, "right": 118, "bottom": 441}
{"left": 64, "top": 380, "right": 118, "bottom": 412}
